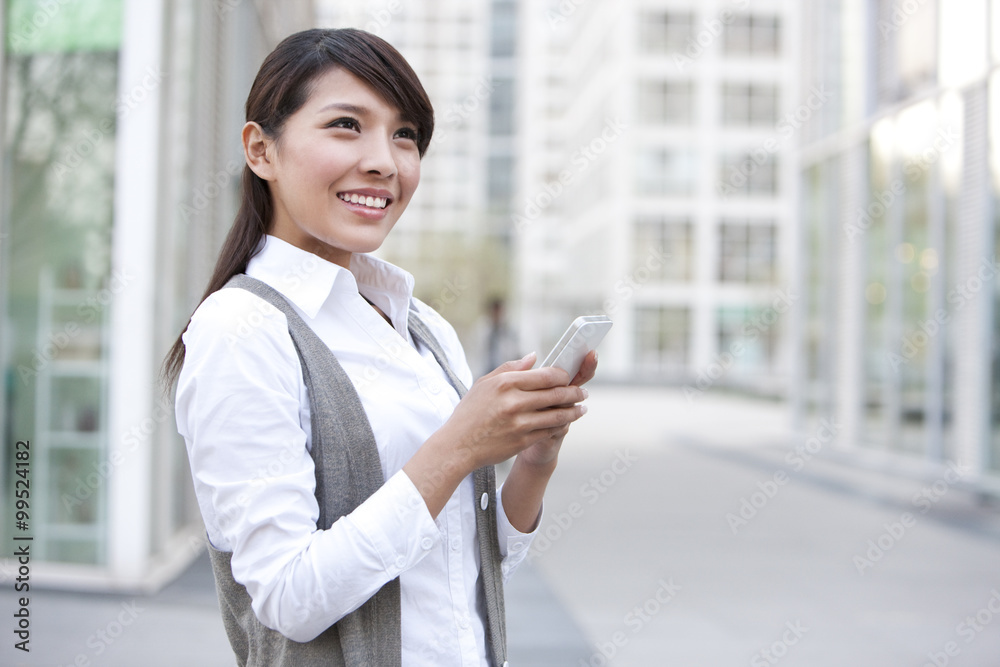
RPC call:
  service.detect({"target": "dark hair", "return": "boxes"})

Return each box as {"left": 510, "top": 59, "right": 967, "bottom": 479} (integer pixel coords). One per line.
{"left": 160, "top": 28, "right": 434, "bottom": 393}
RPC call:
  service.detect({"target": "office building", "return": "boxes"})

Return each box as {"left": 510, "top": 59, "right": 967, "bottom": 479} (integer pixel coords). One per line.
{"left": 515, "top": 0, "right": 799, "bottom": 391}
{"left": 797, "top": 0, "right": 1000, "bottom": 485}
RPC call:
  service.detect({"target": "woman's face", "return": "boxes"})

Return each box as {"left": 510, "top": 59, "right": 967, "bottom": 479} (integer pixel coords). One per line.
{"left": 253, "top": 67, "right": 422, "bottom": 268}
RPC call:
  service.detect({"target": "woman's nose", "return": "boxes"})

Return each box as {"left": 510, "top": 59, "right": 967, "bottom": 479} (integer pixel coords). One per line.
{"left": 359, "top": 133, "right": 397, "bottom": 178}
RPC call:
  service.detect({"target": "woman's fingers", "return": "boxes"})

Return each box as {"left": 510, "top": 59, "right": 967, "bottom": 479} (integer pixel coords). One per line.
{"left": 447, "top": 356, "right": 592, "bottom": 467}
{"left": 520, "top": 403, "right": 587, "bottom": 433}
{"left": 571, "top": 350, "right": 598, "bottom": 386}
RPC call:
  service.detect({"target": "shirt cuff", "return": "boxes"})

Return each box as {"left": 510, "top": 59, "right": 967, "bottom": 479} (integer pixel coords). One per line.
{"left": 495, "top": 483, "right": 539, "bottom": 582}
{"left": 347, "top": 469, "right": 442, "bottom": 578}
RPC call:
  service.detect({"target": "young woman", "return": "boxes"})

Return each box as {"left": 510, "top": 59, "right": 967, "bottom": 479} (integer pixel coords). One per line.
{"left": 162, "top": 28, "right": 596, "bottom": 667}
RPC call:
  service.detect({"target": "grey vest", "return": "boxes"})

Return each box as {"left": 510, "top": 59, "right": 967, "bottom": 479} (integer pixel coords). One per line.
{"left": 206, "top": 274, "right": 507, "bottom": 666}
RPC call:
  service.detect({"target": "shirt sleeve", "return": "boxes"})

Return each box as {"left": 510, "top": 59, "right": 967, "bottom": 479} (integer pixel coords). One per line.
{"left": 494, "top": 482, "right": 540, "bottom": 582}
{"left": 175, "top": 289, "right": 442, "bottom": 642}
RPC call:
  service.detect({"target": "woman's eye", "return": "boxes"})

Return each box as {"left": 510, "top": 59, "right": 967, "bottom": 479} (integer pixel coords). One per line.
{"left": 328, "top": 117, "right": 360, "bottom": 131}
{"left": 395, "top": 127, "right": 418, "bottom": 141}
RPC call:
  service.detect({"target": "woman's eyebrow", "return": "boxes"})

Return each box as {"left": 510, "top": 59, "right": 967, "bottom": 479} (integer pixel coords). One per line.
{"left": 318, "top": 101, "right": 412, "bottom": 124}
{"left": 317, "top": 102, "right": 369, "bottom": 115}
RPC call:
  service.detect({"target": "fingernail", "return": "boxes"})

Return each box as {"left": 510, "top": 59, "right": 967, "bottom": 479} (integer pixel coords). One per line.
{"left": 580, "top": 387, "right": 589, "bottom": 399}
{"left": 579, "top": 404, "right": 588, "bottom": 415}
{"left": 522, "top": 351, "right": 536, "bottom": 362}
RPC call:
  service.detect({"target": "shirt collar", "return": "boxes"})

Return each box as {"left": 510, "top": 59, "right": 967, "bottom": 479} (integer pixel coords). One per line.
{"left": 246, "top": 235, "right": 416, "bottom": 330}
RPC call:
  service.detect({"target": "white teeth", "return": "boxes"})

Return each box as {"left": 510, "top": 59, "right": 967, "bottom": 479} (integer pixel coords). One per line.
{"left": 339, "top": 193, "right": 388, "bottom": 209}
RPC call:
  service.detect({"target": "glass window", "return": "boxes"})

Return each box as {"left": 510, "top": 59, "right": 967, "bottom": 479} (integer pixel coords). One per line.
{"left": 717, "top": 306, "right": 778, "bottom": 375}
{"left": 491, "top": 1, "right": 517, "bottom": 57}
{"left": 634, "top": 216, "right": 693, "bottom": 282}
{"left": 719, "top": 153, "right": 779, "bottom": 197}
{"left": 639, "top": 11, "right": 694, "bottom": 54}
{"left": 719, "top": 219, "right": 778, "bottom": 283}
{"left": 488, "top": 155, "right": 514, "bottom": 209}
{"left": 2, "top": 0, "right": 123, "bottom": 565}
{"left": 991, "top": 71, "right": 1000, "bottom": 471}
{"left": 722, "top": 83, "right": 779, "bottom": 126}
{"left": 635, "top": 306, "right": 690, "bottom": 373}
{"left": 864, "top": 138, "right": 891, "bottom": 450}
{"left": 723, "top": 14, "right": 781, "bottom": 57}
{"left": 489, "top": 79, "right": 515, "bottom": 136}
{"left": 637, "top": 149, "right": 697, "bottom": 196}
{"left": 638, "top": 80, "right": 694, "bottom": 125}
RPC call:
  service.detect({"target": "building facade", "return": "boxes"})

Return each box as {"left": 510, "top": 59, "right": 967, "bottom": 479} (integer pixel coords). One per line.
{"left": 797, "top": 0, "right": 1000, "bottom": 485}
{"left": 515, "top": 0, "right": 799, "bottom": 391}
{"left": 0, "top": 0, "right": 312, "bottom": 590}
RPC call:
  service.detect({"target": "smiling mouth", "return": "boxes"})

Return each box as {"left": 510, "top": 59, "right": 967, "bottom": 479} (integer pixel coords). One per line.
{"left": 338, "top": 192, "right": 390, "bottom": 210}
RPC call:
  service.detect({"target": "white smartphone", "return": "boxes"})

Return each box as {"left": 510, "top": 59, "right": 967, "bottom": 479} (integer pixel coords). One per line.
{"left": 537, "top": 315, "right": 613, "bottom": 379}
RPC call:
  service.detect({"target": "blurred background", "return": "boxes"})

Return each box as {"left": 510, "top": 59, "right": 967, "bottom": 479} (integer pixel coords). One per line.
{"left": 2, "top": 0, "right": 1000, "bottom": 665}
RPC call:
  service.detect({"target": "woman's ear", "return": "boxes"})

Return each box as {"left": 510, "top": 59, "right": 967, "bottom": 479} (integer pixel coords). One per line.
{"left": 243, "top": 121, "right": 276, "bottom": 181}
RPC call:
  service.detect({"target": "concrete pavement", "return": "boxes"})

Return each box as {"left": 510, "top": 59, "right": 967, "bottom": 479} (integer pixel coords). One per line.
{"left": 2, "top": 385, "right": 1000, "bottom": 666}
{"left": 528, "top": 386, "right": 1000, "bottom": 667}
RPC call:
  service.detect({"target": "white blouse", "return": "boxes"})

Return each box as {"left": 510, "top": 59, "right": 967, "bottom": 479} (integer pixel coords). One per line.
{"left": 175, "top": 235, "right": 535, "bottom": 666}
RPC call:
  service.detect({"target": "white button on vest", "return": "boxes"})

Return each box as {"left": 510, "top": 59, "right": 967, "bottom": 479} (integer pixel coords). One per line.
{"left": 395, "top": 555, "right": 406, "bottom": 569}
{"left": 421, "top": 537, "right": 434, "bottom": 550}
{"left": 480, "top": 492, "right": 489, "bottom": 510}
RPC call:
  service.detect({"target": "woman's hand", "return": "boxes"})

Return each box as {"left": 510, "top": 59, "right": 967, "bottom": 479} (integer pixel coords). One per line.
{"left": 404, "top": 352, "right": 589, "bottom": 518}
{"left": 515, "top": 349, "right": 598, "bottom": 468}
{"left": 502, "top": 349, "right": 598, "bottom": 531}
{"left": 446, "top": 352, "right": 589, "bottom": 468}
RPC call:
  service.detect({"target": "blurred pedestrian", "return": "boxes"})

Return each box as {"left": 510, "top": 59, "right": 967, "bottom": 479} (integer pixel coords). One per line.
{"left": 469, "top": 296, "right": 521, "bottom": 378}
